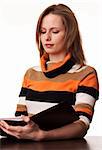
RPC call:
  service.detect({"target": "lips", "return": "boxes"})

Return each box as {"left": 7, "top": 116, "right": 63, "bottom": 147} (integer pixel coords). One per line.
{"left": 45, "top": 44, "right": 54, "bottom": 48}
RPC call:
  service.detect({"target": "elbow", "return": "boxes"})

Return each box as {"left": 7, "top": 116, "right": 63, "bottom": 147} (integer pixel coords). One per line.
{"left": 79, "top": 129, "right": 88, "bottom": 138}
{"left": 76, "top": 120, "right": 89, "bottom": 138}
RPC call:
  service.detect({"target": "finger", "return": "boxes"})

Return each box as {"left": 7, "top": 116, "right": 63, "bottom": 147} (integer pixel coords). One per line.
{"left": 0, "top": 125, "right": 18, "bottom": 138}
{"left": 0, "top": 121, "right": 4, "bottom": 126}
{"left": 8, "top": 125, "right": 24, "bottom": 132}
{"left": 21, "top": 116, "right": 36, "bottom": 127}
{"left": 0, "top": 120, "right": 9, "bottom": 129}
{"left": 0, "top": 120, "right": 23, "bottom": 132}
{"left": 21, "top": 116, "right": 30, "bottom": 123}
{"left": 1, "top": 124, "right": 24, "bottom": 139}
{"left": 0, "top": 120, "right": 21, "bottom": 131}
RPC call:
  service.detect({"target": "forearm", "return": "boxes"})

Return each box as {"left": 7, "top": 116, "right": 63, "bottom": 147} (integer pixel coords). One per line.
{"left": 40, "top": 120, "right": 88, "bottom": 141}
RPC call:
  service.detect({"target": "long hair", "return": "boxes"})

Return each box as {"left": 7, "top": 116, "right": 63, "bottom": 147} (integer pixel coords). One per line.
{"left": 36, "top": 4, "right": 86, "bottom": 64}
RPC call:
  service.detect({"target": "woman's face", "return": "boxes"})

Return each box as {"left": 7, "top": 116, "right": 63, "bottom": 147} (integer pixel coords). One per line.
{"left": 40, "top": 13, "right": 66, "bottom": 61}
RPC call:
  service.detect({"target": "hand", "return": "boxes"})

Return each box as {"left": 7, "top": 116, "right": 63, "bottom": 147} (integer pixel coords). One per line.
{"left": 0, "top": 116, "right": 44, "bottom": 141}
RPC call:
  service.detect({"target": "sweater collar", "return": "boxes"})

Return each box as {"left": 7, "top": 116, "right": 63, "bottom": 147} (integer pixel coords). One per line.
{"left": 40, "top": 52, "right": 75, "bottom": 78}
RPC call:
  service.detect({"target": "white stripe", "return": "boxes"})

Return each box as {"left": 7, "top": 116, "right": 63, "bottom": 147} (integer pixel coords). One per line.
{"left": 68, "top": 64, "right": 87, "bottom": 73}
{"left": 79, "top": 115, "right": 90, "bottom": 127}
{"left": 32, "top": 64, "right": 88, "bottom": 73}
{"left": 75, "top": 93, "right": 95, "bottom": 107}
{"left": 26, "top": 100, "right": 58, "bottom": 115}
{"left": 18, "top": 97, "right": 26, "bottom": 105}
{"left": 33, "top": 65, "right": 41, "bottom": 71}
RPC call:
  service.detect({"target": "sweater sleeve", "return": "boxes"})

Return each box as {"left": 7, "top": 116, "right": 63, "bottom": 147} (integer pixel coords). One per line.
{"left": 74, "top": 67, "right": 99, "bottom": 126}
{"left": 15, "top": 69, "right": 30, "bottom": 116}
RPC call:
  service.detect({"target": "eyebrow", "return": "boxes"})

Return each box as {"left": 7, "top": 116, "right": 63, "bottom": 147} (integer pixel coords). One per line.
{"left": 41, "top": 27, "right": 61, "bottom": 30}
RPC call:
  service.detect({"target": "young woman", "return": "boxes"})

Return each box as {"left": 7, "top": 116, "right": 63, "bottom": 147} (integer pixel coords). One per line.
{"left": 0, "top": 4, "right": 99, "bottom": 141}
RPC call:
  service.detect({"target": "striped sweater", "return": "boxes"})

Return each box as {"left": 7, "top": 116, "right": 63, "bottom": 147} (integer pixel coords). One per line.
{"left": 15, "top": 53, "right": 99, "bottom": 127}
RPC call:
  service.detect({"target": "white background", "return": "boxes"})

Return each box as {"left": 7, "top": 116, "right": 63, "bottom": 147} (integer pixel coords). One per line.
{"left": 0, "top": 0, "right": 102, "bottom": 136}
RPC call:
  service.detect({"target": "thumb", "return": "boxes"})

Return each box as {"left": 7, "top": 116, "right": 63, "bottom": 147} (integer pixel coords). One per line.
{"left": 21, "top": 115, "right": 30, "bottom": 123}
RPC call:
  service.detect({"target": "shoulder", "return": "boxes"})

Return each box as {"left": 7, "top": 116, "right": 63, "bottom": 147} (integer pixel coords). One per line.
{"left": 69, "top": 64, "right": 97, "bottom": 74}
{"left": 68, "top": 64, "right": 98, "bottom": 83}
{"left": 80, "top": 65, "right": 98, "bottom": 76}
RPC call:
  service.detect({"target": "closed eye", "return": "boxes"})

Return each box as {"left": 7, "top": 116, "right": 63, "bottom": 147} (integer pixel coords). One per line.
{"left": 40, "top": 31, "right": 46, "bottom": 34}
{"left": 52, "top": 31, "right": 59, "bottom": 34}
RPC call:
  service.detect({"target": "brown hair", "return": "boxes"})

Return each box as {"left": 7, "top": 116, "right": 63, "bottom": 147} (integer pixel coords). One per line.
{"left": 36, "top": 4, "right": 85, "bottom": 64}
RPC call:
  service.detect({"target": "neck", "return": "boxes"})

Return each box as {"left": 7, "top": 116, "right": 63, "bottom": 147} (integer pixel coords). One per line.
{"left": 49, "top": 52, "right": 67, "bottom": 63}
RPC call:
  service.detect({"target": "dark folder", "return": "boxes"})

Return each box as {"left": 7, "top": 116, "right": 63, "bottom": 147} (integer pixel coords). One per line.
{"left": 30, "top": 101, "right": 79, "bottom": 130}
{"left": 0, "top": 101, "right": 79, "bottom": 137}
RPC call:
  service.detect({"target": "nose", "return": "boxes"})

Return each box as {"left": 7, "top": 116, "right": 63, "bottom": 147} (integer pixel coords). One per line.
{"left": 45, "top": 32, "right": 51, "bottom": 41}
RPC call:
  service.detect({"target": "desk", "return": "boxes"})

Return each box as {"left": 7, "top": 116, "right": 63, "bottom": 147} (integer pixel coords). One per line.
{"left": 0, "top": 136, "right": 102, "bottom": 150}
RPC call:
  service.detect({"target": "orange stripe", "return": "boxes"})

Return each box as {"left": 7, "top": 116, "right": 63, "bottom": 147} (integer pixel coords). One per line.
{"left": 75, "top": 107, "right": 93, "bottom": 116}
{"left": 16, "top": 104, "right": 27, "bottom": 112}
{"left": 23, "top": 78, "right": 79, "bottom": 92}
{"left": 79, "top": 73, "right": 99, "bottom": 90}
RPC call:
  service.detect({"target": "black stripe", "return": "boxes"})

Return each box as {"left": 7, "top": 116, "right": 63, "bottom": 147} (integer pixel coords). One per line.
{"left": 19, "top": 87, "right": 75, "bottom": 105}
{"left": 76, "top": 86, "right": 99, "bottom": 100}
{"left": 19, "top": 87, "right": 28, "bottom": 97}
{"left": 15, "top": 111, "right": 28, "bottom": 116}
{"left": 44, "top": 58, "right": 75, "bottom": 78}
{"left": 76, "top": 111, "right": 92, "bottom": 122}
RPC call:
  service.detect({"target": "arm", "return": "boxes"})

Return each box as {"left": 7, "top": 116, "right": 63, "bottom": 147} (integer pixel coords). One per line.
{"left": 0, "top": 116, "right": 88, "bottom": 141}
{"left": 40, "top": 120, "right": 88, "bottom": 141}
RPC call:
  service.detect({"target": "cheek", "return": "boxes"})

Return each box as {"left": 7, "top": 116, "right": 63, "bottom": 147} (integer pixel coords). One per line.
{"left": 40, "top": 36, "right": 44, "bottom": 45}
{"left": 54, "top": 36, "right": 65, "bottom": 45}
